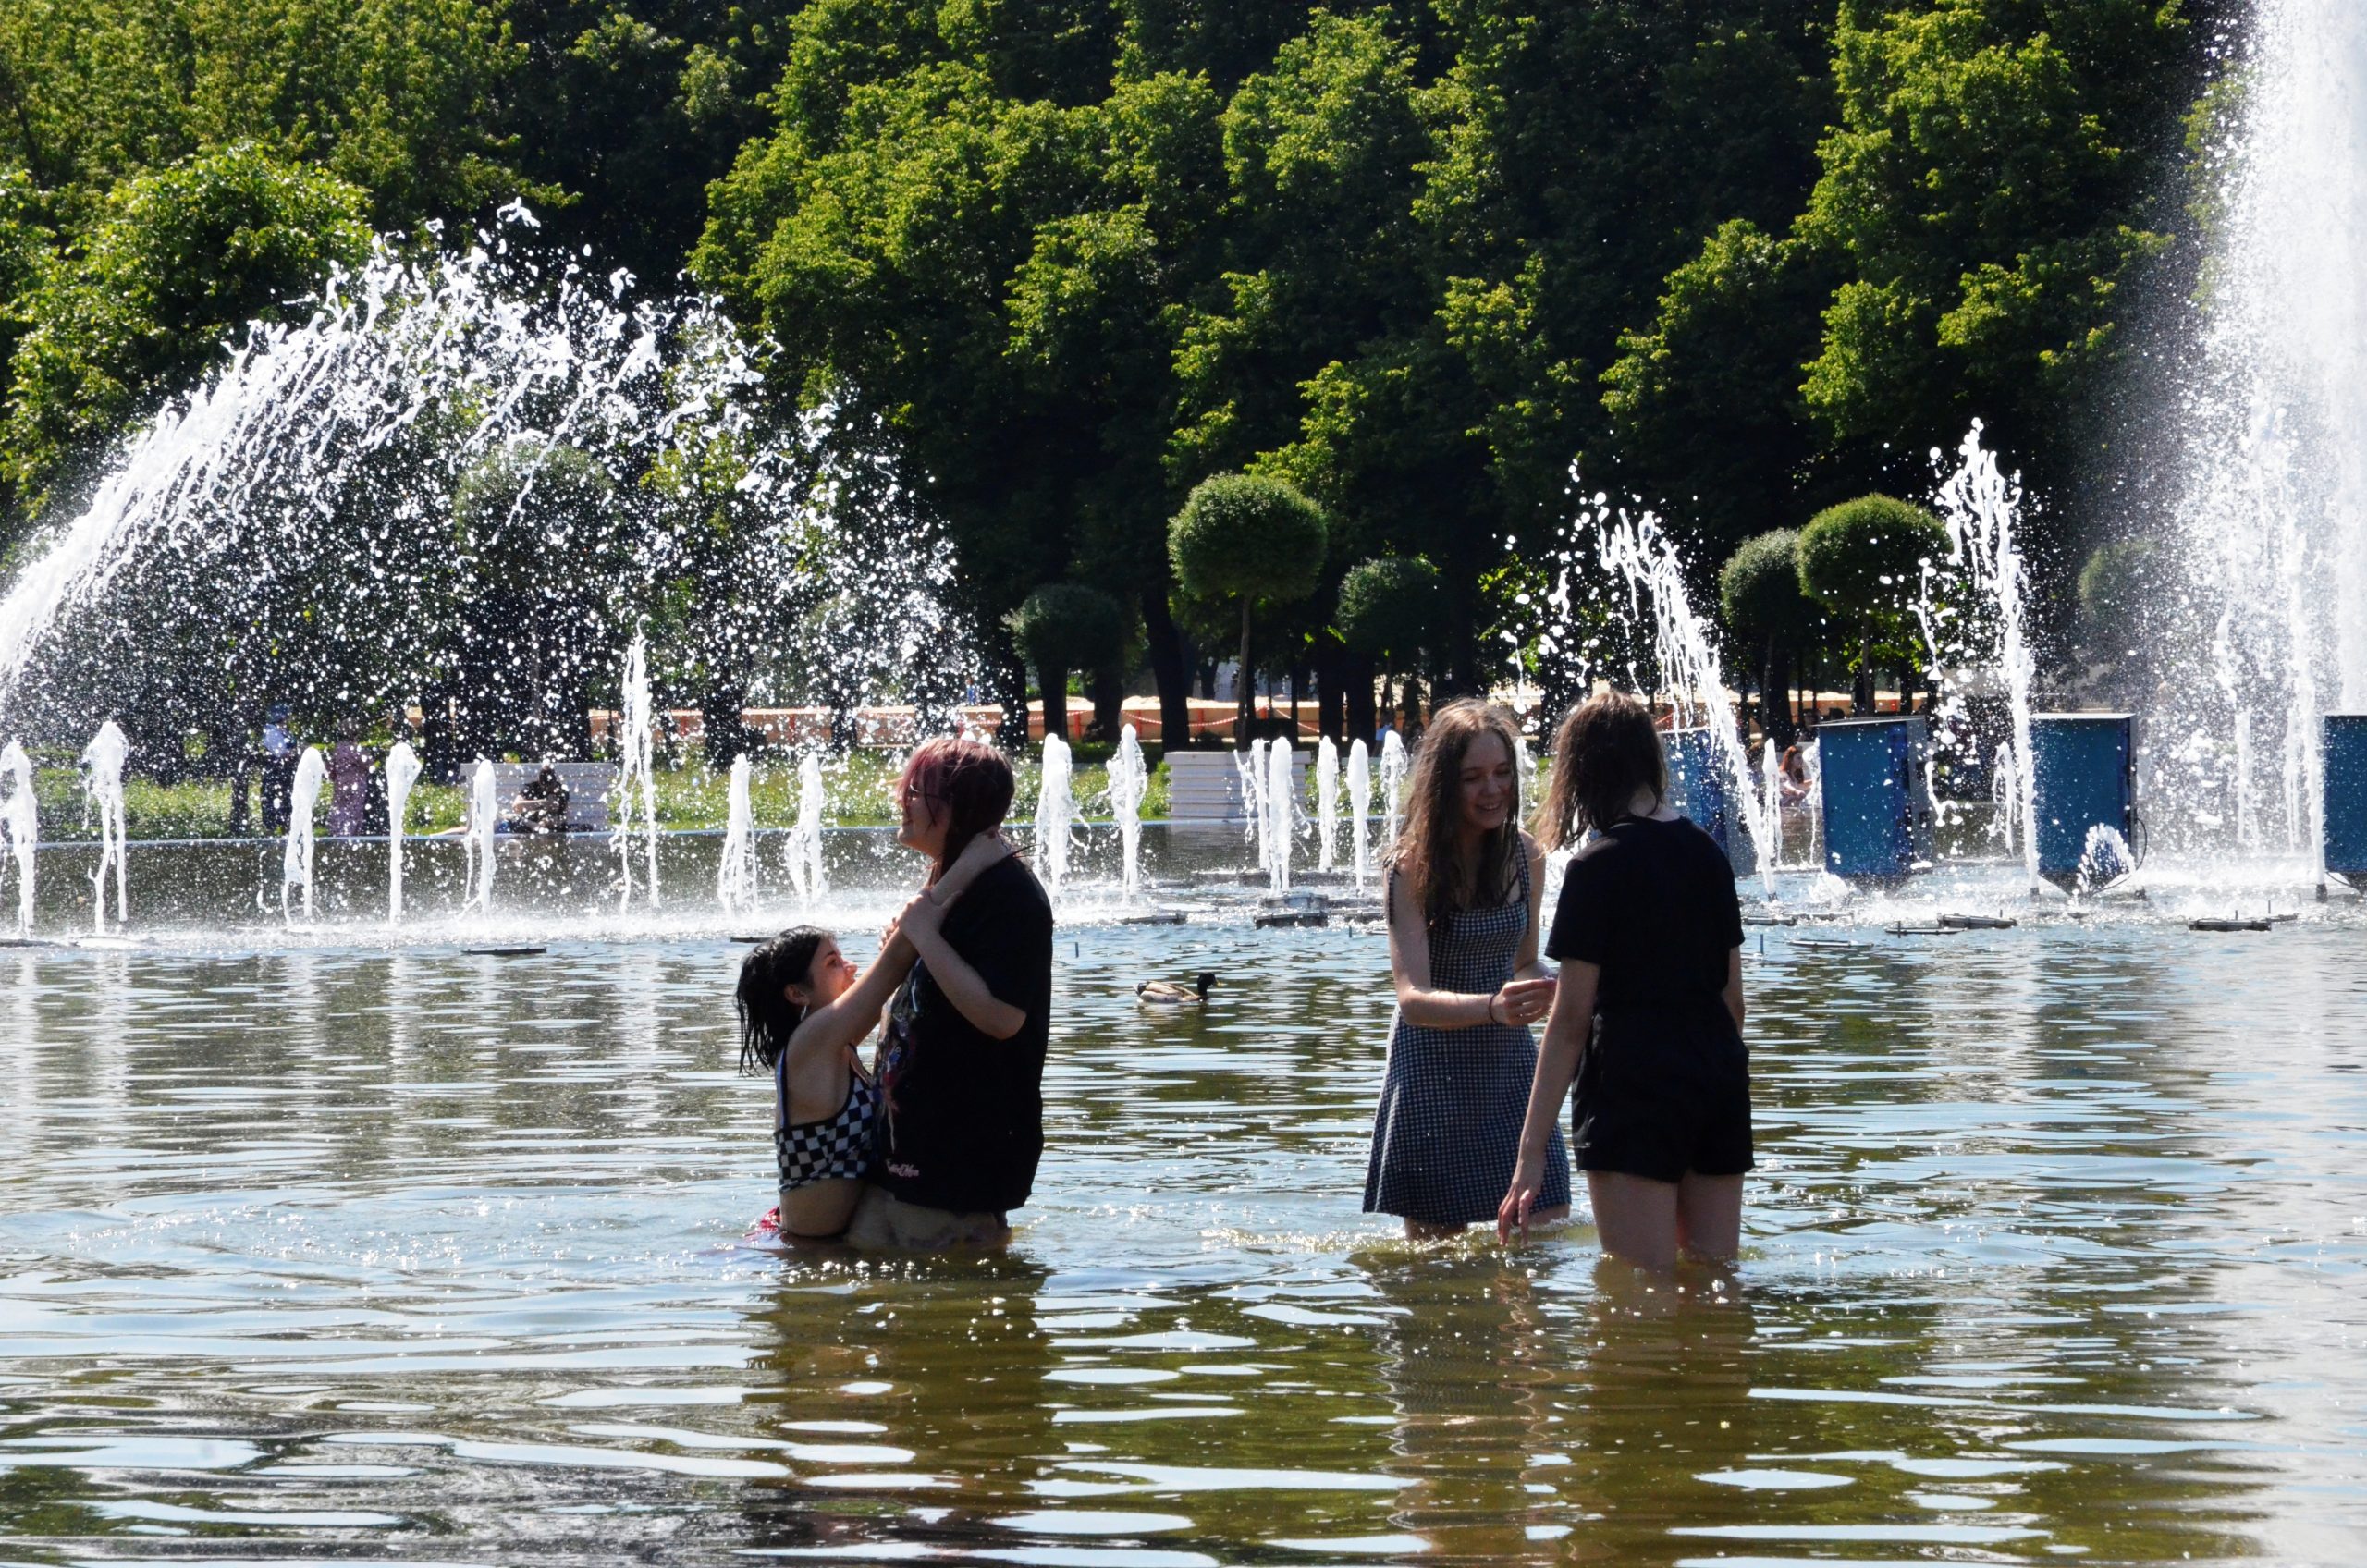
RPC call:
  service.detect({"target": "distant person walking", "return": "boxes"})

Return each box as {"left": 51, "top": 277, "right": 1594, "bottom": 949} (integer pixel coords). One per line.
{"left": 1364, "top": 699, "right": 1570, "bottom": 1239}
{"left": 1500, "top": 692, "right": 1750, "bottom": 1271}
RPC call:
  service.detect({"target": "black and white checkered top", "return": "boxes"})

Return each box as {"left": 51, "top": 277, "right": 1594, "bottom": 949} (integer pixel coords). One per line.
{"left": 774, "top": 1059, "right": 880, "bottom": 1191}
{"left": 1363, "top": 851, "right": 1573, "bottom": 1226}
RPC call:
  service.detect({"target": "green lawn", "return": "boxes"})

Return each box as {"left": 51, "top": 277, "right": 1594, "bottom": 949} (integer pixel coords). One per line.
{"left": 18, "top": 746, "right": 1173, "bottom": 841}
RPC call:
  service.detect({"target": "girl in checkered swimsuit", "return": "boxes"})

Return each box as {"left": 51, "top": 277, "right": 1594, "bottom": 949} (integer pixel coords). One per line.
{"left": 1363, "top": 700, "right": 1572, "bottom": 1239}
{"left": 737, "top": 837, "right": 1010, "bottom": 1241}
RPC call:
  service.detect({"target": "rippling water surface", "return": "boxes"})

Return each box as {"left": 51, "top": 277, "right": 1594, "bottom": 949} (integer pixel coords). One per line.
{"left": 2, "top": 839, "right": 2363, "bottom": 1565}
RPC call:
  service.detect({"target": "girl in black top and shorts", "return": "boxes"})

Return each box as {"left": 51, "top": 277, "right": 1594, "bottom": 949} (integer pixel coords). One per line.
{"left": 1498, "top": 692, "right": 1750, "bottom": 1271}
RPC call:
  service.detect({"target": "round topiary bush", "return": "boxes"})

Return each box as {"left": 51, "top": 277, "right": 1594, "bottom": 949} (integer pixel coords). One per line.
{"left": 1170, "top": 473, "right": 1327, "bottom": 733}
{"left": 1335, "top": 555, "right": 1442, "bottom": 671}
{"left": 1718, "top": 528, "right": 1817, "bottom": 647}
{"left": 1795, "top": 495, "right": 1948, "bottom": 620}
{"left": 1007, "top": 582, "right": 1130, "bottom": 682}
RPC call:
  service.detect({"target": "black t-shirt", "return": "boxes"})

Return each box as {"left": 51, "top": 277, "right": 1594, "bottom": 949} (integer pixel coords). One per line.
{"left": 877, "top": 854, "right": 1054, "bottom": 1214}
{"left": 1545, "top": 816, "right": 1744, "bottom": 1012}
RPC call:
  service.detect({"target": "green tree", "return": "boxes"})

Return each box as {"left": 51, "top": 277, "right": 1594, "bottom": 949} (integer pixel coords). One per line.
{"left": 1335, "top": 552, "right": 1440, "bottom": 729}
{"left": 1796, "top": 494, "right": 1945, "bottom": 713}
{"left": 1169, "top": 471, "right": 1324, "bottom": 741}
{"left": 1717, "top": 527, "right": 1819, "bottom": 741}
{"left": 1795, "top": 0, "right": 2192, "bottom": 500}
{"left": 3, "top": 144, "right": 373, "bottom": 522}
{"left": 0, "top": 0, "right": 526, "bottom": 228}
{"left": 1007, "top": 581, "right": 1129, "bottom": 745}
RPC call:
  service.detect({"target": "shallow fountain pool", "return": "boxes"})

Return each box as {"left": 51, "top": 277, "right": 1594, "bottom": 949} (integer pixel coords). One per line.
{"left": 1, "top": 848, "right": 2363, "bottom": 1565}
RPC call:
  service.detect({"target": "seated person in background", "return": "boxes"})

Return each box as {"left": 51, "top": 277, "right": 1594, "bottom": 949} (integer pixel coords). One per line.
{"left": 1778, "top": 745, "right": 1813, "bottom": 806}
{"left": 506, "top": 765, "right": 570, "bottom": 834}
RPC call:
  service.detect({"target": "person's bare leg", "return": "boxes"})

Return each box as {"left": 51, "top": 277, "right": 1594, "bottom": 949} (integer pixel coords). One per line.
{"left": 1584, "top": 1171, "right": 1679, "bottom": 1272}
{"left": 1674, "top": 1172, "right": 1743, "bottom": 1262}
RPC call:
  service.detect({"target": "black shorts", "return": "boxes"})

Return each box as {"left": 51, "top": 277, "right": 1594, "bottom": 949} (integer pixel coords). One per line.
{"left": 1572, "top": 1007, "right": 1753, "bottom": 1183}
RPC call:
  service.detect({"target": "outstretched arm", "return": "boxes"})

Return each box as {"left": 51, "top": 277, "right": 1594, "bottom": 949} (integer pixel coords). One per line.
{"left": 895, "top": 892, "right": 1028, "bottom": 1040}
{"left": 1389, "top": 864, "right": 1555, "bottom": 1031}
{"left": 789, "top": 920, "right": 918, "bottom": 1066}
{"left": 1498, "top": 959, "right": 1598, "bottom": 1243}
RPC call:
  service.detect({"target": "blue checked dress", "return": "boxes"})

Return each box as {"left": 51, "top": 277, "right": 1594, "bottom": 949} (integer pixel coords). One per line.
{"left": 1363, "top": 854, "right": 1573, "bottom": 1226}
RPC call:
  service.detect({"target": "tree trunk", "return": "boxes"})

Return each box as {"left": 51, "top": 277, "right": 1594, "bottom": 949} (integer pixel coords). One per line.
{"left": 1764, "top": 643, "right": 1795, "bottom": 748}
{"left": 1346, "top": 653, "right": 1376, "bottom": 748}
{"left": 1852, "top": 637, "right": 1874, "bottom": 716}
{"left": 1235, "top": 597, "right": 1254, "bottom": 744}
{"left": 1039, "top": 662, "right": 1069, "bottom": 749}
{"left": 1143, "top": 585, "right": 1193, "bottom": 751}
{"left": 1089, "top": 663, "right": 1124, "bottom": 742}
{"left": 1288, "top": 663, "right": 1305, "bottom": 739}
{"left": 994, "top": 645, "right": 1029, "bottom": 750}
{"left": 1316, "top": 638, "right": 1343, "bottom": 742}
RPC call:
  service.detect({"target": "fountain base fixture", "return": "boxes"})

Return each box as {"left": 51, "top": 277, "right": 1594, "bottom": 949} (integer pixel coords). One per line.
{"left": 1816, "top": 717, "right": 1932, "bottom": 884}
{"left": 2324, "top": 715, "right": 2367, "bottom": 885}
{"left": 2029, "top": 714, "right": 2135, "bottom": 888}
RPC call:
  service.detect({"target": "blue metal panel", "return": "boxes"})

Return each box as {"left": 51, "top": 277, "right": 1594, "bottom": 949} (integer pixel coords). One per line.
{"left": 2028, "top": 714, "right": 2132, "bottom": 882}
{"left": 1818, "top": 717, "right": 1917, "bottom": 880}
{"left": 2324, "top": 714, "right": 2367, "bottom": 876}
{"left": 1662, "top": 727, "right": 1731, "bottom": 853}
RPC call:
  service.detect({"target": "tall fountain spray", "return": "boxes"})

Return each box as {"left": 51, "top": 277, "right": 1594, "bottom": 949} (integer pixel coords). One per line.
{"left": 1347, "top": 739, "right": 1373, "bottom": 887}
{"left": 385, "top": 741, "right": 421, "bottom": 924}
{"left": 718, "top": 753, "right": 757, "bottom": 915}
{"left": 1035, "top": 734, "right": 1074, "bottom": 894}
{"left": 1266, "top": 735, "right": 1295, "bottom": 895}
{"left": 2156, "top": 0, "right": 2367, "bottom": 870}
{"left": 1596, "top": 514, "right": 1778, "bottom": 899}
{"left": 80, "top": 721, "right": 129, "bottom": 933}
{"left": 784, "top": 752, "right": 827, "bottom": 906}
{"left": 1927, "top": 425, "right": 2040, "bottom": 893}
{"left": 1236, "top": 739, "right": 1269, "bottom": 871}
{"left": 281, "top": 745, "right": 326, "bottom": 923}
{"left": 615, "top": 635, "right": 660, "bottom": 912}
{"left": 1105, "top": 723, "right": 1148, "bottom": 897}
{"left": 464, "top": 758, "right": 497, "bottom": 914}
{"left": 1380, "top": 729, "right": 1408, "bottom": 853}
{"left": 0, "top": 741, "right": 35, "bottom": 934}
{"left": 1314, "top": 736, "right": 1339, "bottom": 873}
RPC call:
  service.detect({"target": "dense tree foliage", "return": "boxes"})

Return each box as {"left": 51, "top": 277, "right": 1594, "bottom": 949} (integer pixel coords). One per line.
{"left": 0, "top": 0, "right": 2232, "bottom": 753}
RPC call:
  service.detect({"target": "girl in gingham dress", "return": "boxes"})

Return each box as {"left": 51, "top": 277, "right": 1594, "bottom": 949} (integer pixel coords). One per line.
{"left": 1364, "top": 700, "right": 1572, "bottom": 1237}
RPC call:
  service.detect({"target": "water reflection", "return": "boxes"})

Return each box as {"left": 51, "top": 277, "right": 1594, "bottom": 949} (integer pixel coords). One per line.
{"left": 0, "top": 900, "right": 2359, "bottom": 1561}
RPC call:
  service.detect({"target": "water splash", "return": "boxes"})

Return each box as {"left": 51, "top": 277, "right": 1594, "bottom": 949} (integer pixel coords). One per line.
{"left": 784, "top": 751, "right": 827, "bottom": 907}
{"left": 1314, "top": 736, "right": 1339, "bottom": 874}
{"left": 1380, "top": 729, "right": 1408, "bottom": 854}
{"left": 80, "top": 721, "right": 129, "bottom": 932}
{"left": 1035, "top": 734, "right": 1074, "bottom": 894}
{"left": 614, "top": 636, "right": 659, "bottom": 912}
{"left": 1105, "top": 724, "right": 1148, "bottom": 897}
{"left": 0, "top": 741, "right": 35, "bottom": 934}
{"left": 1924, "top": 425, "right": 2039, "bottom": 893}
{"left": 1347, "top": 739, "right": 1373, "bottom": 888}
{"left": 717, "top": 753, "right": 757, "bottom": 915}
{"left": 280, "top": 745, "right": 325, "bottom": 924}
{"left": 385, "top": 741, "right": 421, "bottom": 925}
{"left": 464, "top": 758, "right": 497, "bottom": 914}
{"left": 1265, "top": 735, "right": 1295, "bottom": 895}
{"left": 1237, "top": 739, "right": 1269, "bottom": 870}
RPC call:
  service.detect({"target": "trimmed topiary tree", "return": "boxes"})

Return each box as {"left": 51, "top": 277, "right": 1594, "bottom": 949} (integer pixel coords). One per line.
{"left": 1170, "top": 473, "right": 1327, "bottom": 741}
{"left": 1336, "top": 555, "right": 1441, "bottom": 731}
{"left": 1719, "top": 529, "right": 1819, "bottom": 743}
{"left": 1797, "top": 495, "right": 1947, "bottom": 713}
{"left": 1007, "top": 582, "right": 1129, "bottom": 746}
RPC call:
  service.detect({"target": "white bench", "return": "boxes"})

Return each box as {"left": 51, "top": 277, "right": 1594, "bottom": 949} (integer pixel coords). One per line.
{"left": 475, "top": 762, "right": 620, "bottom": 833}
{"left": 1166, "top": 748, "right": 1306, "bottom": 824}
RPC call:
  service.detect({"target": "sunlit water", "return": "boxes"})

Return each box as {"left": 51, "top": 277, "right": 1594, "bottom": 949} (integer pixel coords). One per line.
{"left": 2, "top": 833, "right": 2363, "bottom": 1564}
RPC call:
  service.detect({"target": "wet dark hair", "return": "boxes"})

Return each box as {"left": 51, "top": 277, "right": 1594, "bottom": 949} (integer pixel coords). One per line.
{"left": 896, "top": 736, "right": 1015, "bottom": 883}
{"left": 736, "top": 926, "right": 829, "bottom": 1075}
{"left": 1536, "top": 692, "right": 1665, "bottom": 849}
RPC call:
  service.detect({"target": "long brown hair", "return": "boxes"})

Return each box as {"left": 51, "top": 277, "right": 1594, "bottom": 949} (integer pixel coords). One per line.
{"left": 896, "top": 736, "right": 1015, "bottom": 883}
{"left": 1535, "top": 691, "right": 1664, "bottom": 850}
{"left": 1387, "top": 698, "right": 1523, "bottom": 925}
